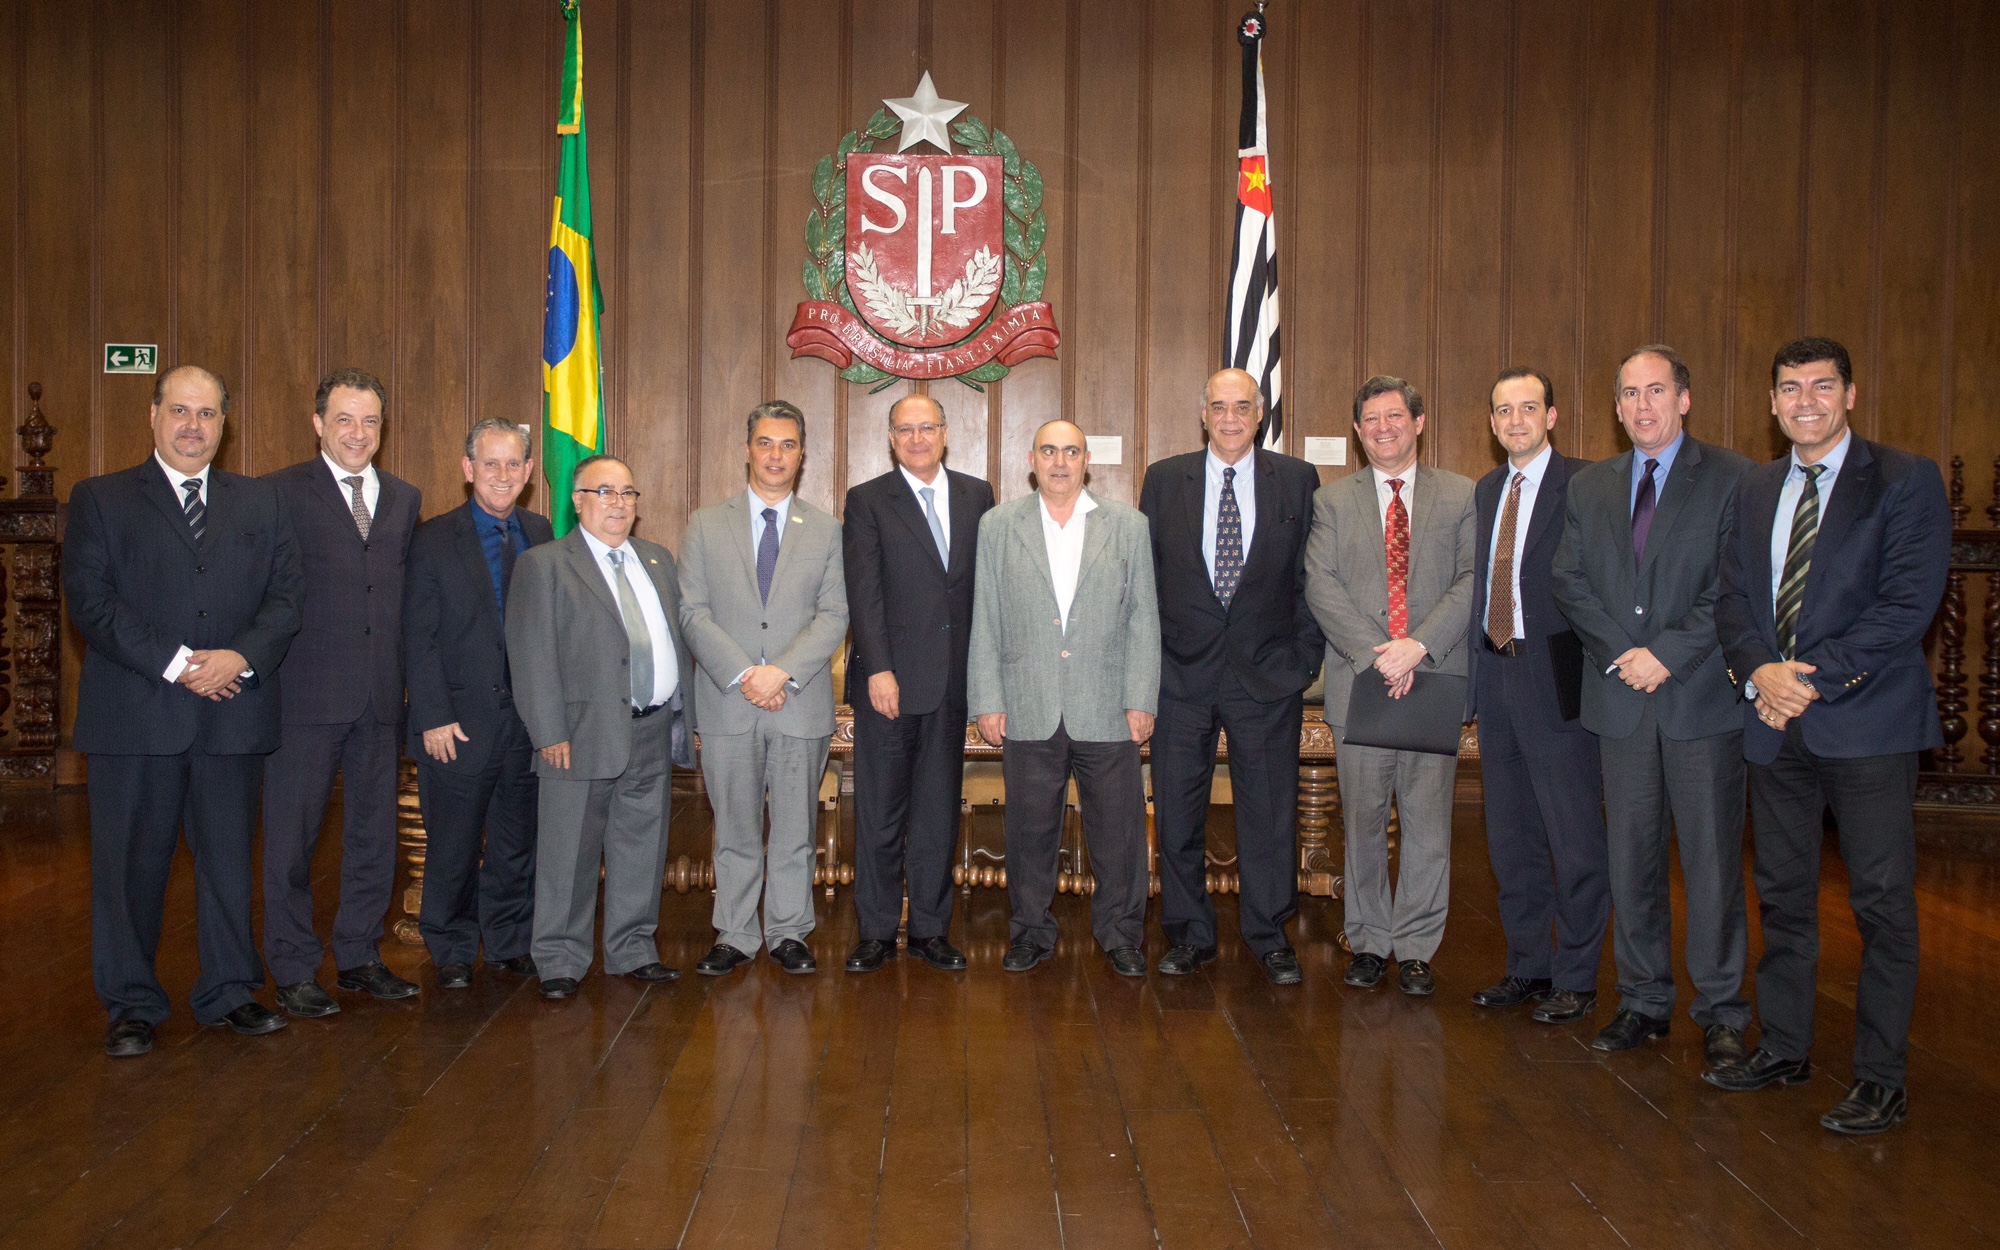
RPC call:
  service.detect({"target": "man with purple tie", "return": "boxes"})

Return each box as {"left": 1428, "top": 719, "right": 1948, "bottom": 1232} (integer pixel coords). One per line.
{"left": 1552, "top": 346, "right": 1753, "bottom": 1074}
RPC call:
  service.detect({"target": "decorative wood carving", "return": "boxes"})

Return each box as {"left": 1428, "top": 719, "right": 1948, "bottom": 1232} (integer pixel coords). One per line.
{"left": 1922, "top": 453, "right": 2000, "bottom": 812}
{"left": 0, "top": 384, "right": 59, "bottom": 783}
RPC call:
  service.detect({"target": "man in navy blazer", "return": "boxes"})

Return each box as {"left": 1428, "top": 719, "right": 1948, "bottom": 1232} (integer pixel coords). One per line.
{"left": 1467, "top": 368, "right": 1608, "bottom": 1026}
{"left": 404, "top": 419, "right": 554, "bottom": 988}
{"left": 840, "top": 393, "right": 994, "bottom": 974}
{"left": 1140, "top": 368, "right": 1322, "bottom": 985}
{"left": 1706, "top": 337, "right": 1950, "bottom": 1135}
{"left": 260, "top": 369, "right": 423, "bottom": 1016}
{"left": 64, "top": 365, "right": 304, "bottom": 1055}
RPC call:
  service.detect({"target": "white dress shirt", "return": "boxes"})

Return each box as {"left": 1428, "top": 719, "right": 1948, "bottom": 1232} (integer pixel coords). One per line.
{"left": 579, "top": 527, "right": 679, "bottom": 707}
{"left": 1040, "top": 490, "right": 1099, "bottom": 630}
{"left": 322, "top": 452, "right": 381, "bottom": 518}
{"left": 1201, "top": 449, "right": 1258, "bottom": 585}
{"left": 900, "top": 463, "right": 951, "bottom": 552}
{"left": 1484, "top": 443, "right": 1552, "bottom": 642}
{"left": 1770, "top": 429, "right": 1850, "bottom": 608}
{"left": 1370, "top": 464, "right": 1416, "bottom": 528}
{"left": 155, "top": 453, "right": 215, "bottom": 682}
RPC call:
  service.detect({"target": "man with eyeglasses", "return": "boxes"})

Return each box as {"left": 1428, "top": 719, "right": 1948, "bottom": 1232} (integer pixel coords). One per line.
{"left": 1139, "top": 369, "right": 1322, "bottom": 985}
{"left": 840, "top": 393, "right": 995, "bottom": 973}
{"left": 506, "top": 454, "right": 697, "bottom": 998}
{"left": 969, "top": 420, "right": 1160, "bottom": 977}
{"left": 678, "top": 401, "right": 849, "bottom": 977}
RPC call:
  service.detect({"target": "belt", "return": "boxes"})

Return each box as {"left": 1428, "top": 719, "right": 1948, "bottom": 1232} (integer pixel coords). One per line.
{"left": 1482, "top": 636, "right": 1525, "bottom": 658}
{"left": 632, "top": 702, "right": 669, "bottom": 719}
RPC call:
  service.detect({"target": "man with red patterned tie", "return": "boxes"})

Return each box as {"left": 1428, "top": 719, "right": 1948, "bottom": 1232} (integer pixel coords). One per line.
{"left": 1304, "top": 376, "right": 1476, "bottom": 995}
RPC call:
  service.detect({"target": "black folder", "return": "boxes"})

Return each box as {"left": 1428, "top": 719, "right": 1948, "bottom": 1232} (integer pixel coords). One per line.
{"left": 1342, "top": 669, "right": 1468, "bottom": 757}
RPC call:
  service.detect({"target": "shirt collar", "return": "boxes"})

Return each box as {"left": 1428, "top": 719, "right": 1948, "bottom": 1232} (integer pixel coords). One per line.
{"left": 578, "top": 526, "right": 630, "bottom": 562}
{"left": 321, "top": 452, "right": 378, "bottom": 488}
{"left": 1039, "top": 489, "right": 1098, "bottom": 529}
{"left": 1371, "top": 464, "right": 1417, "bottom": 492}
{"left": 471, "top": 502, "right": 518, "bottom": 535}
{"left": 153, "top": 451, "right": 211, "bottom": 492}
{"left": 1635, "top": 430, "right": 1685, "bottom": 477}
{"left": 1791, "top": 429, "right": 1851, "bottom": 480}
{"left": 1207, "top": 446, "right": 1254, "bottom": 484}
{"left": 1509, "top": 442, "right": 1554, "bottom": 487}
{"left": 899, "top": 464, "right": 946, "bottom": 499}
{"left": 748, "top": 487, "right": 794, "bottom": 520}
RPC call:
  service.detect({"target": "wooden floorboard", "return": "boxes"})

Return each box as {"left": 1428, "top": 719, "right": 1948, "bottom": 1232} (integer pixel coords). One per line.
{"left": 2, "top": 783, "right": 1998, "bottom": 1249}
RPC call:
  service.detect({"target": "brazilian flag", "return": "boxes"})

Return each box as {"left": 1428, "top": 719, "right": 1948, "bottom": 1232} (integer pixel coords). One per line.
{"left": 541, "top": 0, "right": 602, "bottom": 537}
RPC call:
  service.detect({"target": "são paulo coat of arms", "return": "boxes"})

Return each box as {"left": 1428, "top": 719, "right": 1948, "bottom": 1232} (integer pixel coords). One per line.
{"left": 786, "top": 73, "right": 1060, "bottom": 389}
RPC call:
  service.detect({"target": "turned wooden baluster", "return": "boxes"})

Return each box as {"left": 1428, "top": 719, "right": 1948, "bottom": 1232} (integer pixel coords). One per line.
{"left": 1983, "top": 457, "right": 2000, "bottom": 774}
{"left": 1935, "top": 457, "right": 1970, "bottom": 770}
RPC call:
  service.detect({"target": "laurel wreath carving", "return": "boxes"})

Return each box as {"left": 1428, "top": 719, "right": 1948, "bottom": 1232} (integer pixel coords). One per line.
{"left": 847, "top": 242, "right": 1002, "bottom": 342}
{"left": 803, "top": 108, "right": 1047, "bottom": 389}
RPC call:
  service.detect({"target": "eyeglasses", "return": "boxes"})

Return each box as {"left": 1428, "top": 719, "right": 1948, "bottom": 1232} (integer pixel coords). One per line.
{"left": 575, "top": 486, "right": 641, "bottom": 502}
{"left": 1035, "top": 444, "right": 1085, "bottom": 460}
{"left": 1206, "top": 401, "right": 1259, "bottom": 419}
{"left": 892, "top": 422, "right": 944, "bottom": 440}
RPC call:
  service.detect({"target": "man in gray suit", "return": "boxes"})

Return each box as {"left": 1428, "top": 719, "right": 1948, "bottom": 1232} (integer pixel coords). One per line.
{"left": 678, "top": 401, "right": 849, "bottom": 977}
{"left": 969, "top": 420, "right": 1160, "bottom": 978}
{"left": 1305, "top": 376, "right": 1476, "bottom": 997}
{"left": 1552, "top": 344, "right": 1753, "bottom": 1069}
{"left": 505, "top": 454, "right": 696, "bottom": 1000}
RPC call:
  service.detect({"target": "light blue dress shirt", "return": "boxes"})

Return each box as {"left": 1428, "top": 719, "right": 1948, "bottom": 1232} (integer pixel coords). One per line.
{"left": 1769, "top": 429, "right": 1850, "bottom": 608}
{"left": 1201, "top": 449, "right": 1258, "bottom": 586}
{"left": 1629, "top": 429, "right": 1686, "bottom": 512}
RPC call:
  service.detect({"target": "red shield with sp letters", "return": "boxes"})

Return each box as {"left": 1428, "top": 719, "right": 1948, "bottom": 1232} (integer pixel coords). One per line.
{"left": 844, "top": 153, "right": 1004, "bottom": 348}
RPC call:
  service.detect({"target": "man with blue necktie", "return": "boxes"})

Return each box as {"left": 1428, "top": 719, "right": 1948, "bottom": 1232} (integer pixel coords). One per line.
{"left": 678, "top": 402, "right": 849, "bottom": 977}
{"left": 404, "top": 419, "right": 553, "bottom": 988}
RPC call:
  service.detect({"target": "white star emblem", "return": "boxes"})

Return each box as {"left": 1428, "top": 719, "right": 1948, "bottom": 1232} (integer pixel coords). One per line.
{"left": 884, "top": 72, "right": 967, "bottom": 154}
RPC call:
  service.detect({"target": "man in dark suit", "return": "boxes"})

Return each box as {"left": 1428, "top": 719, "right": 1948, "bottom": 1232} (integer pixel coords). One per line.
{"left": 65, "top": 365, "right": 304, "bottom": 1056}
{"left": 260, "top": 369, "right": 423, "bottom": 1017}
{"left": 841, "top": 393, "right": 994, "bottom": 974}
{"left": 1552, "top": 345, "right": 1753, "bottom": 1069}
{"left": 1705, "top": 337, "right": 1950, "bottom": 1135}
{"left": 1467, "top": 368, "right": 1608, "bottom": 1025}
{"left": 404, "top": 418, "right": 554, "bottom": 988}
{"left": 507, "top": 455, "right": 696, "bottom": 998}
{"left": 1139, "top": 368, "right": 1322, "bottom": 985}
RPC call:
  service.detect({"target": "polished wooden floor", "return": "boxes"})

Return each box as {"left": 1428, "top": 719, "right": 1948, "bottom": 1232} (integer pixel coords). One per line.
{"left": 3, "top": 787, "right": 2000, "bottom": 1250}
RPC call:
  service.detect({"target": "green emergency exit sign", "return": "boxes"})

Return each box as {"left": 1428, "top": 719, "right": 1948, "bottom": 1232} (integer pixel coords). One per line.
{"left": 105, "top": 344, "right": 157, "bottom": 374}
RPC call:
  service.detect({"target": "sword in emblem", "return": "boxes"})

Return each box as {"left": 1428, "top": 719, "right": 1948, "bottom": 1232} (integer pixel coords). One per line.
{"left": 908, "top": 167, "right": 942, "bottom": 338}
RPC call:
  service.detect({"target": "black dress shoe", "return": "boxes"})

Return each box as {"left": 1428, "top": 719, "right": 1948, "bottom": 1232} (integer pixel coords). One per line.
{"left": 1704, "top": 1023, "right": 1749, "bottom": 1069}
{"left": 1003, "top": 940, "right": 1053, "bottom": 973}
{"left": 1398, "top": 959, "right": 1435, "bottom": 996}
{"left": 626, "top": 962, "right": 681, "bottom": 983}
{"left": 486, "top": 955, "right": 538, "bottom": 977}
{"left": 1261, "top": 949, "right": 1303, "bottom": 986}
{"left": 1591, "top": 1008, "right": 1670, "bottom": 1052}
{"left": 1471, "top": 975, "right": 1552, "bottom": 1008}
{"left": 845, "top": 939, "right": 895, "bottom": 973}
{"left": 772, "top": 939, "right": 818, "bottom": 975}
{"left": 276, "top": 980, "right": 341, "bottom": 1018}
{"left": 104, "top": 1019, "right": 154, "bottom": 1058}
{"left": 1701, "top": 1046, "right": 1812, "bottom": 1092}
{"left": 436, "top": 963, "right": 473, "bottom": 990}
{"left": 337, "top": 962, "right": 420, "bottom": 1000}
{"left": 1157, "top": 945, "right": 1219, "bottom": 976}
{"left": 1344, "top": 952, "right": 1387, "bottom": 988}
{"left": 1820, "top": 1080, "right": 1907, "bottom": 1135}
{"left": 539, "top": 976, "right": 580, "bottom": 1000}
{"left": 697, "top": 944, "right": 754, "bottom": 977}
{"left": 1531, "top": 988, "right": 1597, "bottom": 1024}
{"left": 219, "top": 1001, "right": 287, "bottom": 1036}
{"left": 1106, "top": 946, "right": 1146, "bottom": 978}
{"left": 913, "top": 936, "right": 968, "bottom": 971}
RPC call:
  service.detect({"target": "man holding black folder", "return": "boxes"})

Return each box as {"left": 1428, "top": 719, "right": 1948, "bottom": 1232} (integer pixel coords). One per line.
{"left": 1305, "top": 376, "right": 1476, "bottom": 996}
{"left": 1466, "top": 369, "right": 1607, "bottom": 1025}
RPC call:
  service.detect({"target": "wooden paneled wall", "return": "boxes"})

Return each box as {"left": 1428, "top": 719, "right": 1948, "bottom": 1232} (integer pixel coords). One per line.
{"left": 5, "top": 0, "right": 1998, "bottom": 746}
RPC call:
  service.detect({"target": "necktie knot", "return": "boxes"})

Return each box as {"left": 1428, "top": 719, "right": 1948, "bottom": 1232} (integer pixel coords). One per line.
{"left": 1389, "top": 477, "right": 1404, "bottom": 496}
{"left": 1510, "top": 471, "right": 1525, "bottom": 490}
{"left": 1642, "top": 458, "right": 1659, "bottom": 478}
{"left": 1223, "top": 466, "right": 1235, "bottom": 485}
{"left": 1802, "top": 463, "right": 1824, "bottom": 484}
{"left": 344, "top": 474, "right": 373, "bottom": 539}
{"left": 182, "top": 479, "right": 200, "bottom": 501}
{"left": 344, "top": 474, "right": 364, "bottom": 491}
{"left": 763, "top": 507, "right": 778, "bottom": 523}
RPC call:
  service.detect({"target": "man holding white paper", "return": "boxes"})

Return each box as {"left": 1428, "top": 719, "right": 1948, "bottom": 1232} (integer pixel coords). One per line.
{"left": 1304, "top": 376, "right": 1476, "bottom": 997}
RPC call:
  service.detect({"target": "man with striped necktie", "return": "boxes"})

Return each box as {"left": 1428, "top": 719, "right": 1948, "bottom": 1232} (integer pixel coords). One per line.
{"left": 1707, "top": 337, "right": 1950, "bottom": 1135}
{"left": 65, "top": 365, "right": 304, "bottom": 1055}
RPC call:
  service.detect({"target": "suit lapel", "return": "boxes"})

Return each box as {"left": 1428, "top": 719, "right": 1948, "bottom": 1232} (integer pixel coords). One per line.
{"left": 768, "top": 496, "right": 816, "bottom": 593}
{"left": 888, "top": 473, "right": 948, "bottom": 572}
{"left": 1015, "top": 501, "right": 1056, "bottom": 600}
{"left": 562, "top": 529, "right": 623, "bottom": 624}
{"left": 946, "top": 471, "right": 980, "bottom": 580}
{"left": 1521, "top": 454, "right": 1565, "bottom": 556}
{"left": 1350, "top": 469, "right": 1386, "bottom": 572}
{"left": 1075, "top": 499, "right": 1114, "bottom": 590}
{"left": 311, "top": 461, "right": 367, "bottom": 542}
{"left": 1809, "top": 437, "right": 1872, "bottom": 571}
{"left": 725, "top": 493, "right": 760, "bottom": 591}
{"left": 140, "top": 461, "right": 203, "bottom": 553}
{"left": 1638, "top": 439, "right": 1700, "bottom": 579}
{"left": 1235, "top": 451, "right": 1280, "bottom": 585}
{"left": 201, "top": 470, "right": 235, "bottom": 552}
{"left": 1178, "top": 458, "right": 1218, "bottom": 602}
{"left": 1408, "top": 465, "right": 1444, "bottom": 569}
{"left": 1744, "top": 461, "right": 1786, "bottom": 636}
{"left": 455, "top": 505, "right": 504, "bottom": 631}
{"left": 1606, "top": 450, "right": 1637, "bottom": 571}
